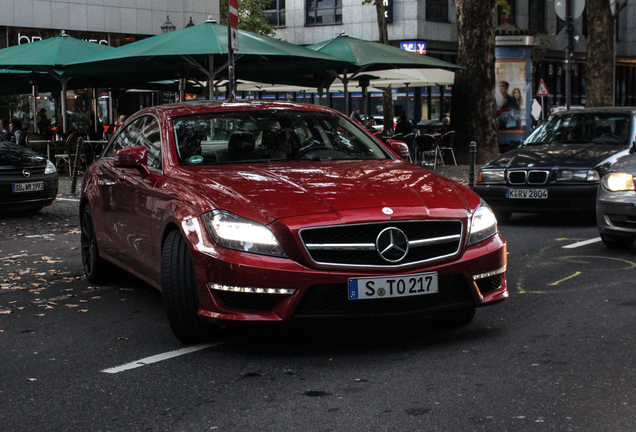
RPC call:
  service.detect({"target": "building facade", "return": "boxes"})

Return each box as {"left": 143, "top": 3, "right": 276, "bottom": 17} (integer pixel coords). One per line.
{"left": 269, "top": 0, "right": 636, "bottom": 125}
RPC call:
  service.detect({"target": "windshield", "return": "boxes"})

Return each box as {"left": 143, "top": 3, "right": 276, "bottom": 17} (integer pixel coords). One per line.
{"left": 525, "top": 113, "right": 632, "bottom": 145}
{"left": 173, "top": 110, "right": 391, "bottom": 166}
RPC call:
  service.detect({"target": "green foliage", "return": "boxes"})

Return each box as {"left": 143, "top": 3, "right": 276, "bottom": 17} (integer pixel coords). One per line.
{"left": 496, "top": 0, "right": 511, "bottom": 16}
{"left": 219, "top": 0, "right": 276, "bottom": 37}
{"left": 0, "top": 95, "right": 23, "bottom": 114}
{"left": 68, "top": 111, "right": 91, "bottom": 133}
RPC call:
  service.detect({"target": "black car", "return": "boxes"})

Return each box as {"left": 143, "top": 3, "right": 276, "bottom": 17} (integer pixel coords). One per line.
{"left": 0, "top": 138, "right": 58, "bottom": 213}
{"left": 473, "top": 108, "right": 636, "bottom": 219}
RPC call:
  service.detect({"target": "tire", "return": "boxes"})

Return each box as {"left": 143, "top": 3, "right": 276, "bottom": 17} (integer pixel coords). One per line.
{"left": 161, "top": 230, "right": 214, "bottom": 344}
{"left": 600, "top": 233, "right": 635, "bottom": 249}
{"left": 81, "top": 207, "right": 123, "bottom": 283}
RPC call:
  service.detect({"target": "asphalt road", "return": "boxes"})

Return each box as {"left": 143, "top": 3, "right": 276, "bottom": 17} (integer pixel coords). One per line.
{"left": 1, "top": 178, "right": 636, "bottom": 431}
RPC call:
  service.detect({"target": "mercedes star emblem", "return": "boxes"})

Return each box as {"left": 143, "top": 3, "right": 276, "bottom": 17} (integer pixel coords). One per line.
{"left": 382, "top": 207, "right": 393, "bottom": 215}
{"left": 376, "top": 227, "right": 409, "bottom": 263}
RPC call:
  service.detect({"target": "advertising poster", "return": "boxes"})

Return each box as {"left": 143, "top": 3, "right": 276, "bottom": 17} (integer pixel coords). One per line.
{"left": 495, "top": 59, "right": 526, "bottom": 133}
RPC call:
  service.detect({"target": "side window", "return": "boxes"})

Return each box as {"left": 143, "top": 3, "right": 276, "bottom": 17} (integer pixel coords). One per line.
{"left": 137, "top": 116, "right": 162, "bottom": 170}
{"left": 103, "top": 117, "right": 144, "bottom": 158}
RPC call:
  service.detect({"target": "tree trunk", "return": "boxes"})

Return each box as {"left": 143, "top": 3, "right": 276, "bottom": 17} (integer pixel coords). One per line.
{"left": 451, "top": 0, "right": 499, "bottom": 164}
{"left": 586, "top": 0, "right": 615, "bottom": 107}
{"left": 374, "top": 0, "right": 394, "bottom": 134}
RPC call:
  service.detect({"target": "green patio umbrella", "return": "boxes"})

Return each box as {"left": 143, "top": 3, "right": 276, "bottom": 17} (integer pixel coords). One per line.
{"left": 64, "top": 18, "right": 352, "bottom": 100}
{"left": 306, "top": 34, "right": 461, "bottom": 114}
{"left": 0, "top": 32, "right": 113, "bottom": 132}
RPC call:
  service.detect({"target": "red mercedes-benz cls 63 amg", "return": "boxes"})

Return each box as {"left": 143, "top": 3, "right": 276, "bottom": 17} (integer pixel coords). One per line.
{"left": 80, "top": 101, "right": 507, "bottom": 343}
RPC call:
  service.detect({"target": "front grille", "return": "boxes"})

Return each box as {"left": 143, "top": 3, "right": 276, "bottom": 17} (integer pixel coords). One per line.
{"left": 508, "top": 171, "right": 526, "bottom": 184}
{"left": 213, "top": 290, "right": 290, "bottom": 312}
{"left": 293, "top": 274, "right": 474, "bottom": 317}
{"left": 476, "top": 274, "right": 502, "bottom": 294}
{"left": 299, "top": 220, "right": 463, "bottom": 268}
{"left": 528, "top": 170, "right": 549, "bottom": 184}
{"left": 0, "top": 167, "right": 46, "bottom": 176}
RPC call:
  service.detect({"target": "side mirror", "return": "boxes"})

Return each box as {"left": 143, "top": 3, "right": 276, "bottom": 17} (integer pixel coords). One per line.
{"left": 114, "top": 146, "right": 150, "bottom": 176}
{"left": 387, "top": 139, "right": 411, "bottom": 159}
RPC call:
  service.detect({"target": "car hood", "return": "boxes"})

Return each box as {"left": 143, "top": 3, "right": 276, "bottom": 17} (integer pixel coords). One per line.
{"left": 0, "top": 141, "right": 46, "bottom": 168}
{"left": 172, "top": 159, "right": 475, "bottom": 224}
{"left": 484, "top": 143, "right": 626, "bottom": 169}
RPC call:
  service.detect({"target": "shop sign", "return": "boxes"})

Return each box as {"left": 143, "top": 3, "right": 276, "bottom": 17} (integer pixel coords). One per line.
{"left": 400, "top": 41, "right": 426, "bottom": 54}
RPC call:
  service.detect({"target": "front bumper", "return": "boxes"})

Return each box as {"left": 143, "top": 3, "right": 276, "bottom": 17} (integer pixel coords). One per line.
{"left": 472, "top": 183, "right": 598, "bottom": 213}
{"left": 596, "top": 187, "right": 636, "bottom": 236}
{"left": 186, "top": 226, "right": 508, "bottom": 323}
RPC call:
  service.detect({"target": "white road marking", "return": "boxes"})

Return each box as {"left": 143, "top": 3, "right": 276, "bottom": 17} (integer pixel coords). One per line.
{"left": 57, "top": 197, "right": 80, "bottom": 202}
{"left": 101, "top": 343, "right": 221, "bottom": 373}
{"left": 25, "top": 234, "right": 56, "bottom": 238}
{"left": 562, "top": 237, "right": 602, "bottom": 249}
{"left": 0, "top": 253, "right": 42, "bottom": 261}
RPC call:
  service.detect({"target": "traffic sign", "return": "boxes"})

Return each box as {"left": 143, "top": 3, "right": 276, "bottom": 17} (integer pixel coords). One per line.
{"left": 555, "top": 0, "right": 585, "bottom": 20}
{"left": 229, "top": 0, "right": 239, "bottom": 51}
{"left": 537, "top": 79, "right": 550, "bottom": 96}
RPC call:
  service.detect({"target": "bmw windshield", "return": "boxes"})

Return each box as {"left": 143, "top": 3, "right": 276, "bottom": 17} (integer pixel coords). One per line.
{"left": 525, "top": 113, "right": 632, "bottom": 146}
{"left": 173, "top": 110, "right": 391, "bottom": 165}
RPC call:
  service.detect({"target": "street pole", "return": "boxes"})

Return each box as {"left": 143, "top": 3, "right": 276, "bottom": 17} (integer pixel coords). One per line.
{"left": 227, "top": 0, "right": 238, "bottom": 100}
{"left": 565, "top": 0, "right": 573, "bottom": 109}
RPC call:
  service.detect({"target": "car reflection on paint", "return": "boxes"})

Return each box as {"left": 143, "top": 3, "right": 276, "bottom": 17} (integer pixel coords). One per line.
{"left": 473, "top": 108, "right": 636, "bottom": 220}
{"left": 0, "top": 137, "right": 58, "bottom": 214}
{"left": 80, "top": 100, "right": 507, "bottom": 343}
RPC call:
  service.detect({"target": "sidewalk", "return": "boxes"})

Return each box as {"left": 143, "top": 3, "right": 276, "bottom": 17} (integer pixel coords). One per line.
{"left": 430, "top": 164, "right": 481, "bottom": 186}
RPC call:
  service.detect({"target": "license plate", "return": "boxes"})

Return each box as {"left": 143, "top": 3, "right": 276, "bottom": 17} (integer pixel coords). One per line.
{"left": 348, "top": 272, "right": 438, "bottom": 300}
{"left": 506, "top": 188, "right": 548, "bottom": 199}
{"left": 12, "top": 181, "right": 44, "bottom": 193}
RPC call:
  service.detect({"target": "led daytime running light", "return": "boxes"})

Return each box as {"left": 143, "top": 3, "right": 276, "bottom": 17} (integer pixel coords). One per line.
{"left": 472, "top": 265, "right": 507, "bottom": 281}
{"left": 209, "top": 283, "right": 296, "bottom": 295}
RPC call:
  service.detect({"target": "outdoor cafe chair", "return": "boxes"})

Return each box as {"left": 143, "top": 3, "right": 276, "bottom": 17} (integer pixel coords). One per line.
{"left": 415, "top": 134, "right": 443, "bottom": 169}
{"left": 438, "top": 131, "right": 457, "bottom": 166}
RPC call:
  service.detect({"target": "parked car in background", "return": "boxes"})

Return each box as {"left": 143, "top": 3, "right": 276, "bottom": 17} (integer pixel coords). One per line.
{"left": 80, "top": 100, "right": 508, "bottom": 343}
{"left": 473, "top": 108, "right": 636, "bottom": 220}
{"left": 596, "top": 152, "right": 636, "bottom": 248}
{"left": 0, "top": 137, "right": 58, "bottom": 213}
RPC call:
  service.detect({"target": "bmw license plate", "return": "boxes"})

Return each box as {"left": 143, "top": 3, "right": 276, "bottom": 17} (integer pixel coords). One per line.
{"left": 348, "top": 272, "right": 438, "bottom": 300}
{"left": 506, "top": 188, "right": 548, "bottom": 199}
{"left": 12, "top": 181, "right": 44, "bottom": 193}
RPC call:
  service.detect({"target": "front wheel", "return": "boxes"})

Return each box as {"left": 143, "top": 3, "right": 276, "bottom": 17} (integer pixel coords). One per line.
{"left": 161, "top": 230, "right": 215, "bottom": 344}
{"left": 600, "top": 233, "right": 635, "bottom": 249}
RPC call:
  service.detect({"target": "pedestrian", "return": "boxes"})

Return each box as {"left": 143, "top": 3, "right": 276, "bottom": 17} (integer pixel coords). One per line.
{"left": 350, "top": 108, "right": 363, "bottom": 124}
{"left": 395, "top": 114, "right": 413, "bottom": 135}
{"left": 9, "top": 119, "right": 24, "bottom": 146}
{"left": 37, "top": 108, "right": 52, "bottom": 139}
{"left": 0, "top": 119, "right": 10, "bottom": 140}
{"left": 365, "top": 116, "right": 376, "bottom": 132}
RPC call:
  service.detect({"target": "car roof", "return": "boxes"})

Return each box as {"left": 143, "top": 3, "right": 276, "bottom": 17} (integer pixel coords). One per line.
{"left": 132, "top": 100, "right": 340, "bottom": 119}
{"left": 553, "top": 107, "right": 636, "bottom": 116}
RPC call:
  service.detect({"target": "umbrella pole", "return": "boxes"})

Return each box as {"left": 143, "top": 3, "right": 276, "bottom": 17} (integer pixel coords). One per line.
{"left": 32, "top": 85, "right": 38, "bottom": 133}
{"left": 342, "top": 69, "right": 349, "bottom": 115}
{"left": 179, "top": 79, "right": 186, "bottom": 102}
{"left": 61, "top": 80, "right": 68, "bottom": 134}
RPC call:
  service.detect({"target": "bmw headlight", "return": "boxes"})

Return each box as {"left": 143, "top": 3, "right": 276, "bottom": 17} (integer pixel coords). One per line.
{"left": 203, "top": 210, "right": 287, "bottom": 258}
{"left": 469, "top": 200, "right": 498, "bottom": 245}
{"left": 44, "top": 160, "right": 57, "bottom": 174}
{"left": 478, "top": 169, "right": 505, "bottom": 183}
{"left": 602, "top": 172, "right": 636, "bottom": 192}
{"left": 557, "top": 169, "right": 600, "bottom": 182}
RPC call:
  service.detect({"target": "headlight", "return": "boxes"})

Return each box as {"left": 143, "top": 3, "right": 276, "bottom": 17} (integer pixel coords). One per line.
{"left": 602, "top": 172, "right": 636, "bottom": 192}
{"left": 44, "top": 160, "right": 57, "bottom": 174}
{"left": 203, "top": 210, "right": 287, "bottom": 258}
{"left": 478, "top": 169, "right": 505, "bottom": 183}
{"left": 557, "top": 169, "right": 600, "bottom": 182}
{"left": 469, "top": 200, "right": 498, "bottom": 245}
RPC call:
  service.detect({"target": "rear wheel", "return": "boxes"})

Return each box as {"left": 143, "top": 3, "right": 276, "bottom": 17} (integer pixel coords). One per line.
{"left": 161, "top": 230, "right": 215, "bottom": 344}
{"left": 600, "top": 233, "right": 635, "bottom": 249}
{"left": 81, "top": 207, "right": 123, "bottom": 283}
